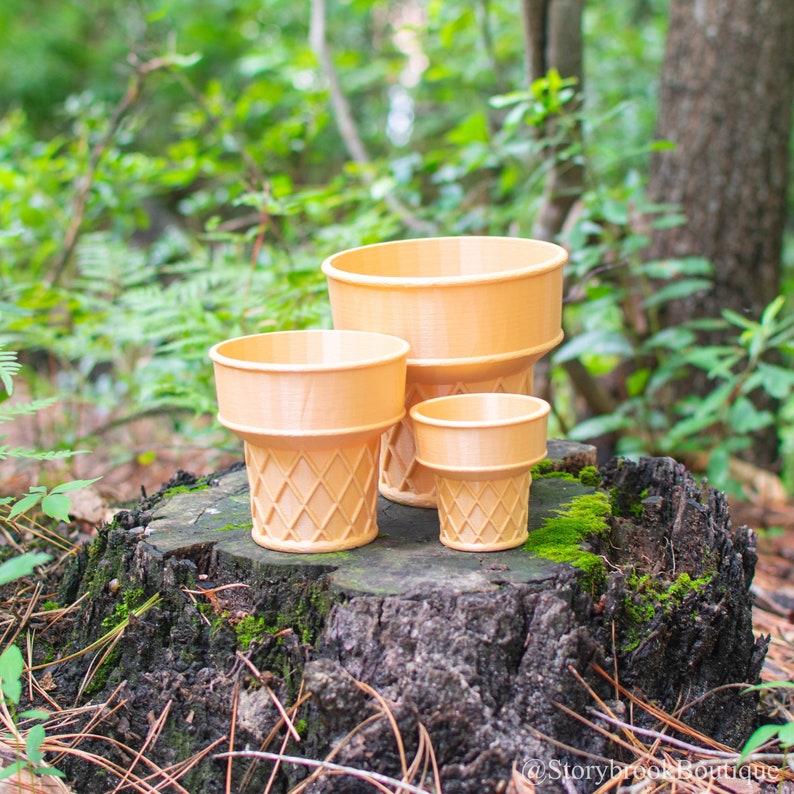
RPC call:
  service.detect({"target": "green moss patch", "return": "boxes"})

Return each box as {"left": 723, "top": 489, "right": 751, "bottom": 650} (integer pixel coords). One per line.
{"left": 621, "top": 569, "right": 712, "bottom": 651}
{"left": 530, "top": 462, "right": 601, "bottom": 487}
{"left": 214, "top": 520, "right": 253, "bottom": 532}
{"left": 523, "top": 491, "right": 612, "bottom": 589}
{"left": 578, "top": 465, "right": 601, "bottom": 487}
{"left": 161, "top": 483, "right": 210, "bottom": 498}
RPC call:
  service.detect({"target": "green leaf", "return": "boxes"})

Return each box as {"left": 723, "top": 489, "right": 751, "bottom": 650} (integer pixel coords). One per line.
{"left": 7, "top": 490, "right": 44, "bottom": 519}
{"left": 49, "top": 477, "right": 101, "bottom": 495}
{"left": 682, "top": 347, "right": 741, "bottom": 376}
{"left": 760, "top": 295, "right": 786, "bottom": 328}
{"left": 445, "top": 112, "right": 489, "bottom": 145}
{"left": 0, "top": 348, "right": 20, "bottom": 395}
{"left": 0, "top": 644, "right": 24, "bottom": 705}
{"left": 728, "top": 398, "right": 774, "bottom": 434}
{"left": 489, "top": 90, "right": 530, "bottom": 109}
{"left": 665, "top": 412, "right": 717, "bottom": 444}
{"left": 20, "top": 709, "right": 51, "bottom": 720}
{"left": 639, "top": 257, "right": 713, "bottom": 279}
{"left": 25, "top": 723, "right": 46, "bottom": 765}
{"left": 34, "top": 767, "right": 66, "bottom": 778}
{"left": 626, "top": 368, "right": 650, "bottom": 398}
{"left": 642, "top": 278, "right": 712, "bottom": 309}
{"left": 706, "top": 446, "right": 730, "bottom": 487}
{"left": 757, "top": 362, "right": 794, "bottom": 400}
{"left": 743, "top": 680, "right": 794, "bottom": 693}
{"left": 569, "top": 413, "right": 632, "bottom": 441}
{"left": 553, "top": 330, "right": 633, "bottom": 364}
{"left": 0, "top": 552, "right": 51, "bottom": 586}
{"left": 737, "top": 723, "right": 782, "bottom": 765}
{"left": 776, "top": 721, "right": 794, "bottom": 748}
{"left": 0, "top": 762, "right": 26, "bottom": 781}
{"left": 722, "top": 308, "right": 758, "bottom": 331}
{"left": 642, "top": 326, "right": 696, "bottom": 351}
{"left": 163, "top": 51, "right": 202, "bottom": 69}
{"left": 0, "top": 396, "right": 59, "bottom": 424}
{"left": 41, "top": 493, "right": 72, "bottom": 523}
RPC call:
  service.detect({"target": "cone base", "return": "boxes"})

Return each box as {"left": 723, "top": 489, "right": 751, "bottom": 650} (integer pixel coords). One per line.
{"left": 435, "top": 472, "right": 531, "bottom": 552}
{"left": 245, "top": 438, "right": 380, "bottom": 554}
{"left": 249, "top": 526, "right": 380, "bottom": 554}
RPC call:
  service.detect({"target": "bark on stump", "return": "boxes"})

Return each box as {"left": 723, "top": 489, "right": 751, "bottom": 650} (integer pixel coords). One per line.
{"left": 51, "top": 443, "right": 766, "bottom": 793}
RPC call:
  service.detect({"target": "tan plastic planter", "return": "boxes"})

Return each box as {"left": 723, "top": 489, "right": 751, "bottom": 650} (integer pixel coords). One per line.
{"left": 322, "top": 236, "right": 566, "bottom": 507}
{"left": 410, "top": 393, "right": 550, "bottom": 552}
{"left": 209, "top": 330, "right": 409, "bottom": 553}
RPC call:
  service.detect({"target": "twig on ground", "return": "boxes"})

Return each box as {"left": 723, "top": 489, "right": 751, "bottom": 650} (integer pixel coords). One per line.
{"left": 217, "top": 751, "right": 436, "bottom": 794}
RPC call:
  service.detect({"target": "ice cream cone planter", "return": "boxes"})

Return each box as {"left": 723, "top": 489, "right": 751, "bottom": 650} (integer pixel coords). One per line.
{"left": 209, "top": 330, "right": 409, "bottom": 553}
{"left": 410, "top": 393, "right": 550, "bottom": 552}
{"left": 321, "top": 236, "right": 566, "bottom": 508}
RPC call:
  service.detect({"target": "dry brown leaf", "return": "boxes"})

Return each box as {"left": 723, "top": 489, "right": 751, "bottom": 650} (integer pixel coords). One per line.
{"left": 505, "top": 762, "right": 536, "bottom": 794}
{"left": 729, "top": 459, "right": 789, "bottom": 508}
{"left": 65, "top": 486, "right": 108, "bottom": 525}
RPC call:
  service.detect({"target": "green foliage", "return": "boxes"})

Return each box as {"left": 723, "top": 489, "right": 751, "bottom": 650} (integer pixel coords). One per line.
{"left": 0, "top": 558, "right": 64, "bottom": 782}
{"left": 0, "top": 351, "right": 92, "bottom": 784}
{"left": 555, "top": 162, "right": 794, "bottom": 494}
{"left": 0, "top": 552, "right": 51, "bottom": 586}
{"left": 0, "top": 347, "right": 100, "bottom": 521}
{"left": 738, "top": 682, "right": 794, "bottom": 769}
{"left": 8, "top": 479, "right": 101, "bottom": 523}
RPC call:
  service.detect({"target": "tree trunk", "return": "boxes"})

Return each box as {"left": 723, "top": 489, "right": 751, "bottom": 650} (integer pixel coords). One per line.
{"left": 520, "top": 0, "right": 585, "bottom": 242}
{"left": 647, "top": 0, "right": 794, "bottom": 328}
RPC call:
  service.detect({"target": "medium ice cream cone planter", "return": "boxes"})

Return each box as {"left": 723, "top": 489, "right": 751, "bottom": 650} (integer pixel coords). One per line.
{"left": 410, "top": 393, "right": 551, "bottom": 552}
{"left": 209, "top": 330, "right": 409, "bottom": 553}
{"left": 322, "top": 236, "right": 566, "bottom": 507}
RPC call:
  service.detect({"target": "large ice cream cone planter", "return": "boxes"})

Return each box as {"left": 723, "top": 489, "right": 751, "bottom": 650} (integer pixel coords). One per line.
{"left": 209, "top": 330, "right": 409, "bottom": 553}
{"left": 410, "top": 394, "right": 551, "bottom": 552}
{"left": 322, "top": 236, "right": 566, "bottom": 507}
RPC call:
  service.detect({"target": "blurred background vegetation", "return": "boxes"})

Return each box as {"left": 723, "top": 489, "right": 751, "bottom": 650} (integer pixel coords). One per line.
{"left": 0, "top": 0, "right": 792, "bottom": 505}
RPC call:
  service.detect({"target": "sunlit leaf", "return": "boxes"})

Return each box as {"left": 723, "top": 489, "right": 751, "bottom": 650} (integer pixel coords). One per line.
{"left": 0, "top": 644, "right": 24, "bottom": 704}
{"left": 642, "top": 278, "right": 712, "bottom": 309}
{"left": 49, "top": 477, "right": 101, "bottom": 495}
{"left": 0, "top": 552, "right": 51, "bottom": 585}
{"left": 569, "top": 413, "right": 632, "bottom": 441}
{"left": 553, "top": 330, "right": 633, "bottom": 363}
{"left": 25, "top": 723, "right": 46, "bottom": 765}
{"left": 41, "top": 493, "right": 72, "bottom": 523}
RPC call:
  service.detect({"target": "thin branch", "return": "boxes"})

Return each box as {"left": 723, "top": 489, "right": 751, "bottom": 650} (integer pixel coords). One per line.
{"left": 48, "top": 55, "right": 177, "bottom": 288}
{"left": 308, "top": 0, "right": 437, "bottom": 235}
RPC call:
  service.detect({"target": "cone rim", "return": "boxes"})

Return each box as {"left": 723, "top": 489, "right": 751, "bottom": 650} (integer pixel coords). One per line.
{"left": 209, "top": 329, "right": 410, "bottom": 373}
{"left": 322, "top": 235, "right": 567, "bottom": 289}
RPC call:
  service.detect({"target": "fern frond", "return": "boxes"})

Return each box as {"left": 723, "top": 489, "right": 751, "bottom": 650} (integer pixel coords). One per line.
{"left": 0, "top": 396, "right": 58, "bottom": 424}
{"left": 75, "top": 232, "right": 153, "bottom": 296}
{"left": 0, "top": 445, "right": 83, "bottom": 461}
{"left": 0, "top": 347, "right": 21, "bottom": 395}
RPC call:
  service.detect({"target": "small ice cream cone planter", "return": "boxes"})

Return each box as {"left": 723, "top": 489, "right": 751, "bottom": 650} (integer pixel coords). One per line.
{"left": 410, "top": 393, "right": 551, "bottom": 552}
{"left": 322, "top": 236, "right": 566, "bottom": 508}
{"left": 209, "top": 330, "right": 409, "bottom": 553}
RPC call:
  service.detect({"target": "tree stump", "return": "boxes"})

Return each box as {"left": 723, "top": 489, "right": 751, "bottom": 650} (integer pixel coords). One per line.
{"left": 49, "top": 443, "right": 766, "bottom": 793}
